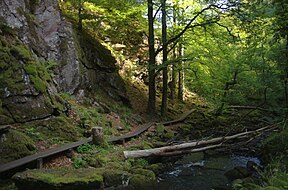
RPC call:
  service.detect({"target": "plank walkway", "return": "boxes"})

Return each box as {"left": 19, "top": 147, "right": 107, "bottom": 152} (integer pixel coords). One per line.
{"left": 108, "top": 122, "right": 155, "bottom": 142}
{"left": 161, "top": 109, "right": 196, "bottom": 126}
{"left": 0, "top": 109, "right": 194, "bottom": 174}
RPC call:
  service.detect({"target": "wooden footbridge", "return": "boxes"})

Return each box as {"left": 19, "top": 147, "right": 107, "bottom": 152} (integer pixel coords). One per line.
{"left": 0, "top": 110, "right": 195, "bottom": 176}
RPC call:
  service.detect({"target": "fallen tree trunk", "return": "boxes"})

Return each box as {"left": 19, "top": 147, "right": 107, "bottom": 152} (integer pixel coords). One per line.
{"left": 153, "top": 143, "right": 223, "bottom": 157}
{"left": 123, "top": 125, "right": 275, "bottom": 159}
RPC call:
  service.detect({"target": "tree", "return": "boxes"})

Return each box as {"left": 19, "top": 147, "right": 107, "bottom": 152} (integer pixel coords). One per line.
{"left": 145, "top": 0, "right": 237, "bottom": 115}
{"left": 169, "top": 2, "right": 178, "bottom": 100}
{"left": 147, "top": 0, "right": 157, "bottom": 115}
{"left": 160, "top": 0, "right": 168, "bottom": 116}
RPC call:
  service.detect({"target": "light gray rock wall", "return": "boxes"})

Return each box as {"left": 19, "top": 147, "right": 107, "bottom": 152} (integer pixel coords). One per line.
{"left": 0, "top": 0, "right": 81, "bottom": 93}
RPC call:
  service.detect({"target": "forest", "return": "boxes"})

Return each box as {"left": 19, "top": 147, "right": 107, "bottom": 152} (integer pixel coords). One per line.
{"left": 0, "top": 0, "right": 287, "bottom": 189}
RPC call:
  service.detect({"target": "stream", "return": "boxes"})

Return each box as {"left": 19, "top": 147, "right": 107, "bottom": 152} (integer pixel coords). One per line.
{"left": 156, "top": 152, "right": 261, "bottom": 190}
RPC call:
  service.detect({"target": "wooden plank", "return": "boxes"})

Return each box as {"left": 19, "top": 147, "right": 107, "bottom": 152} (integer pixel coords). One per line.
{"left": 0, "top": 138, "right": 91, "bottom": 173}
{"left": 161, "top": 109, "right": 196, "bottom": 126}
{"left": 107, "top": 122, "right": 155, "bottom": 142}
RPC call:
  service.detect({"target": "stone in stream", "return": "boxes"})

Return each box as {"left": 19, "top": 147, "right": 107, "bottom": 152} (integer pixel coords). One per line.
{"left": 224, "top": 161, "right": 258, "bottom": 181}
{"left": 224, "top": 166, "right": 250, "bottom": 181}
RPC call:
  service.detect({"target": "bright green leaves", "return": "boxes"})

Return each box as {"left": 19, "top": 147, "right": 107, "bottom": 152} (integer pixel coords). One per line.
{"left": 62, "top": 0, "right": 146, "bottom": 46}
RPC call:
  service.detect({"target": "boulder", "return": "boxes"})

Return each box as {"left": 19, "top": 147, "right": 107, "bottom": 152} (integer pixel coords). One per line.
{"left": 224, "top": 166, "right": 251, "bottom": 181}
{"left": 13, "top": 168, "right": 104, "bottom": 190}
{"left": 0, "top": 130, "right": 35, "bottom": 164}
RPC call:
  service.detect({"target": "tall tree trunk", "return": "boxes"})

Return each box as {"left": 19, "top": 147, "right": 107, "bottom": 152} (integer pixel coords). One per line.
{"left": 285, "top": 35, "right": 288, "bottom": 118}
{"left": 170, "top": 48, "right": 177, "bottom": 100}
{"left": 177, "top": 6, "right": 184, "bottom": 101}
{"left": 178, "top": 39, "right": 184, "bottom": 101}
{"left": 147, "top": 0, "right": 156, "bottom": 115}
{"left": 170, "top": 4, "right": 177, "bottom": 100}
{"left": 161, "top": 0, "right": 168, "bottom": 116}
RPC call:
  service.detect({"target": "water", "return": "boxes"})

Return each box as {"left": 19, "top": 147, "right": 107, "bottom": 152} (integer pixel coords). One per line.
{"left": 157, "top": 153, "right": 261, "bottom": 190}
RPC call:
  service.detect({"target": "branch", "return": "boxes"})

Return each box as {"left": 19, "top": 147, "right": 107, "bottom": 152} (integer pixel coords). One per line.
{"left": 215, "top": 22, "right": 237, "bottom": 40}
{"left": 155, "top": 4, "right": 223, "bottom": 56}
{"left": 154, "top": 57, "right": 194, "bottom": 76}
{"left": 167, "top": 40, "right": 179, "bottom": 54}
{"left": 153, "top": 4, "right": 162, "bottom": 21}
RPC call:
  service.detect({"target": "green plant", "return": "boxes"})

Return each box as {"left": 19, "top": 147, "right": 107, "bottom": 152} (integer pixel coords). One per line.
{"left": 77, "top": 143, "right": 94, "bottom": 153}
{"left": 25, "top": 127, "right": 43, "bottom": 141}
{"left": 233, "top": 157, "right": 288, "bottom": 190}
{"left": 73, "top": 158, "right": 88, "bottom": 169}
{"left": 127, "top": 158, "right": 149, "bottom": 168}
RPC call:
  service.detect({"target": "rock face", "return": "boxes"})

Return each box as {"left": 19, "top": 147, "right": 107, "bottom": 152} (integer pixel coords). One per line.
{"left": 0, "top": 0, "right": 128, "bottom": 124}
{"left": 0, "top": 0, "right": 81, "bottom": 93}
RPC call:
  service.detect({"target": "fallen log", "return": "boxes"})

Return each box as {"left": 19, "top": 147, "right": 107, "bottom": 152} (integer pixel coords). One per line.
{"left": 154, "top": 143, "right": 223, "bottom": 157}
{"left": 123, "top": 125, "right": 274, "bottom": 159}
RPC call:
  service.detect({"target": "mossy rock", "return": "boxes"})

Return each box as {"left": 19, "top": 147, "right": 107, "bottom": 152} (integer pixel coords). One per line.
{"left": 103, "top": 169, "right": 128, "bottom": 187}
{"left": 44, "top": 116, "right": 80, "bottom": 141}
{"left": 128, "top": 172, "right": 157, "bottom": 190}
{"left": 81, "top": 154, "right": 109, "bottom": 168}
{"left": 0, "top": 29, "right": 59, "bottom": 123}
{"left": 146, "top": 163, "right": 167, "bottom": 175}
{"left": 13, "top": 168, "right": 104, "bottom": 190}
{"left": 0, "top": 38, "right": 26, "bottom": 94}
{"left": 20, "top": 116, "right": 80, "bottom": 145}
{"left": 132, "top": 168, "right": 156, "bottom": 180}
{"left": 0, "top": 130, "right": 35, "bottom": 164}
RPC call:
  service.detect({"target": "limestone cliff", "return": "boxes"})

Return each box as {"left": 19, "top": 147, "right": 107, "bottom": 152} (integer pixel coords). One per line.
{"left": 0, "top": 0, "right": 128, "bottom": 125}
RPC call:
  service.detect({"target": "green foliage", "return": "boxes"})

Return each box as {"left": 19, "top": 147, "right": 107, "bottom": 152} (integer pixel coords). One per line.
{"left": 262, "top": 127, "right": 288, "bottom": 157}
{"left": 60, "top": 0, "right": 146, "bottom": 50}
{"left": 73, "top": 157, "right": 88, "bottom": 169}
{"left": 25, "top": 127, "right": 43, "bottom": 141}
{"left": 77, "top": 143, "right": 94, "bottom": 153}
{"left": 133, "top": 158, "right": 149, "bottom": 168}
{"left": 11, "top": 45, "right": 32, "bottom": 61}
{"left": 233, "top": 159, "right": 288, "bottom": 190}
{"left": 0, "top": 180, "right": 17, "bottom": 190}
{"left": 182, "top": 3, "right": 287, "bottom": 112}
{"left": 127, "top": 158, "right": 149, "bottom": 168}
